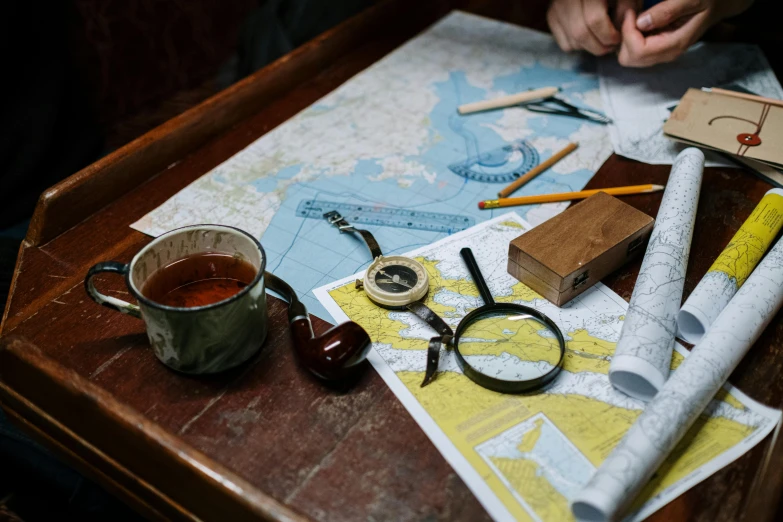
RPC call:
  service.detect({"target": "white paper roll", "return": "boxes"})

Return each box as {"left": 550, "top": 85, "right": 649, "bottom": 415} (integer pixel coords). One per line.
{"left": 678, "top": 188, "right": 783, "bottom": 343}
{"left": 572, "top": 234, "right": 783, "bottom": 522}
{"left": 608, "top": 148, "right": 704, "bottom": 401}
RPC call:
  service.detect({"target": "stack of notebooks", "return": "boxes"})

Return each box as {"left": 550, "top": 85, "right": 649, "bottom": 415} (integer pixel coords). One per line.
{"left": 664, "top": 87, "right": 783, "bottom": 185}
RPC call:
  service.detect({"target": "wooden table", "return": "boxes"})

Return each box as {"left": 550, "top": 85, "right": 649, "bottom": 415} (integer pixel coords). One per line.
{"left": 2, "top": 1, "right": 782, "bottom": 520}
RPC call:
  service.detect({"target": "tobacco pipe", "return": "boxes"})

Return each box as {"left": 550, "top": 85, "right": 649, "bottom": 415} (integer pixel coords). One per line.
{"left": 265, "top": 272, "right": 371, "bottom": 381}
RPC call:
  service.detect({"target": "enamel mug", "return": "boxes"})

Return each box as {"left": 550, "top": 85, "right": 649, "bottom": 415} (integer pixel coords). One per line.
{"left": 85, "top": 225, "right": 268, "bottom": 374}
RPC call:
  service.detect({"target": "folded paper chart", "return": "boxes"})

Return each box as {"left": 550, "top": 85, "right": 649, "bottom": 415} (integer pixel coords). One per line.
{"left": 572, "top": 233, "right": 783, "bottom": 522}
{"left": 679, "top": 188, "right": 783, "bottom": 343}
{"left": 131, "top": 11, "right": 612, "bottom": 320}
{"left": 598, "top": 43, "right": 783, "bottom": 166}
{"left": 314, "top": 213, "right": 779, "bottom": 522}
{"left": 609, "top": 148, "right": 703, "bottom": 401}
{"left": 664, "top": 89, "right": 783, "bottom": 169}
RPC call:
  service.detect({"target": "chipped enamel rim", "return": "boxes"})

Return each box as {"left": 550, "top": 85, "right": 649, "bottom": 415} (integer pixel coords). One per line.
{"left": 126, "top": 224, "right": 267, "bottom": 313}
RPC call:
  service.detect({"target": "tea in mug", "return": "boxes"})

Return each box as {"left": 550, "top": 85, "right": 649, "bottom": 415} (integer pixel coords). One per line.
{"left": 142, "top": 252, "right": 257, "bottom": 308}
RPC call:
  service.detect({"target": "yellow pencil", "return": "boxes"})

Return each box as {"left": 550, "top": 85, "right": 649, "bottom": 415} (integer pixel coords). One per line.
{"left": 478, "top": 184, "right": 664, "bottom": 209}
{"left": 498, "top": 142, "right": 578, "bottom": 198}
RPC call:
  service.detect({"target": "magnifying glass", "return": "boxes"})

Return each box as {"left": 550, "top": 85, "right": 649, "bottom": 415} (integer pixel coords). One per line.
{"left": 424, "top": 248, "right": 566, "bottom": 393}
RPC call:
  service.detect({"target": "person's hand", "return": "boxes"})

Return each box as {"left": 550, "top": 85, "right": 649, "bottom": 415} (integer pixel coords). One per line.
{"left": 617, "top": 0, "right": 755, "bottom": 67}
{"left": 547, "top": 0, "right": 640, "bottom": 56}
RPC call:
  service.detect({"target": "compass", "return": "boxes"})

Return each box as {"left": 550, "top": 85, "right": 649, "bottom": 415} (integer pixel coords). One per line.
{"left": 323, "top": 210, "right": 431, "bottom": 309}
{"left": 324, "top": 210, "right": 453, "bottom": 363}
{"left": 359, "top": 255, "right": 429, "bottom": 308}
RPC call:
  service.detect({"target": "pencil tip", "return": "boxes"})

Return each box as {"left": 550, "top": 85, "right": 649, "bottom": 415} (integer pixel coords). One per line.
{"left": 652, "top": 184, "right": 665, "bottom": 191}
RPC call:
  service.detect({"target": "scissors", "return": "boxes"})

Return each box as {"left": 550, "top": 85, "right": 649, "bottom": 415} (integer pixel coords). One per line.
{"left": 521, "top": 96, "right": 613, "bottom": 125}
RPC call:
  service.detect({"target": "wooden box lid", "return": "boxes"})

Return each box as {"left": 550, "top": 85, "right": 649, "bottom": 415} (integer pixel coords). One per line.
{"left": 508, "top": 192, "right": 654, "bottom": 294}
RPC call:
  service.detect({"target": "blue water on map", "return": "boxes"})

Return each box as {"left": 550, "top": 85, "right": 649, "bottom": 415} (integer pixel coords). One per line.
{"left": 481, "top": 416, "right": 595, "bottom": 507}
{"left": 260, "top": 63, "right": 603, "bottom": 319}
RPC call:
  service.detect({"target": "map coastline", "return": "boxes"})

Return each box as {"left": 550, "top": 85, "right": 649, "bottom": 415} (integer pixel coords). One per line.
{"left": 314, "top": 213, "right": 780, "bottom": 522}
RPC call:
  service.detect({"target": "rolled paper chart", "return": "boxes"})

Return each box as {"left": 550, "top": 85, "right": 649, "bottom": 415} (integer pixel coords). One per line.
{"left": 609, "top": 148, "right": 704, "bottom": 401}
{"left": 571, "top": 233, "right": 783, "bottom": 522}
{"left": 678, "top": 188, "right": 783, "bottom": 343}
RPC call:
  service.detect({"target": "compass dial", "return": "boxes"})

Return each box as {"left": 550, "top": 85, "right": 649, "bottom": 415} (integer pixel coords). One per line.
{"left": 374, "top": 265, "right": 418, "bottom": 293}
{"left": 363, "top": 256, "right": 429, "bottom": 308}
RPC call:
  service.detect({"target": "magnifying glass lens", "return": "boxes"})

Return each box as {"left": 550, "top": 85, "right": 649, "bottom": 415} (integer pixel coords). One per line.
{"left": 458, "top": 310, "right": 563, "bottom": 382}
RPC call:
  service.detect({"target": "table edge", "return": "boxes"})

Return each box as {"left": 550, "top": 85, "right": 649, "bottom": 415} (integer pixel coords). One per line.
{"left": 0, "top": 335, "right": 309, "bottom": 522}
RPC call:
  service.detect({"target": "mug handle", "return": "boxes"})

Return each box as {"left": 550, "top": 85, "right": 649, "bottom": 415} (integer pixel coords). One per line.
{"left": 85, "top": 261, "right": 142, "bottom": 318}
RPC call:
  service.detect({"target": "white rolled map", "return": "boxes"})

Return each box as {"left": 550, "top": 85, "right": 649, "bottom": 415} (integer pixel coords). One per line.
{"left": 678, "top": 188, "right": 783, "bottom": 343}
{"left": 609, "top": 148, "right": 704, "bottom": 401}
{"left": 571, "top": 233, "right": 783, "bottom": 522}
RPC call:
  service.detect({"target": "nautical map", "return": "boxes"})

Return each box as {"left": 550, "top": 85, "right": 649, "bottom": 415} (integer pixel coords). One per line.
{"left": 314, "top": 213, "right": 779, "bottom": 522}
{"left": 476, "top": 414, "right": 595, "bottom": 521}
{"left": 132, "top": 11, "right": 612, "bottom": 319}
{"left": 609, "top": 149, "right": 702, "bottom": 400}
{"left": 678, "top": 189, "right": 783, "bottom": 343}
{"left": 576, "top": 231, "right": 783, "bottom": 522}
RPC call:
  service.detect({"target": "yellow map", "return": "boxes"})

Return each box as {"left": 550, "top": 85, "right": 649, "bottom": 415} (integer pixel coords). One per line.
{"left": 315, "top": 213, "right": 779, "bottom": 522}
{"left": 707, "top": 190, "right": 783, "bottom": 286}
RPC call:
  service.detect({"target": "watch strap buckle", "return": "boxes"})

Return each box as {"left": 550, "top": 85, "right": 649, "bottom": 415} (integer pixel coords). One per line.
{"left": 323, "top": 209, "right": 383, "bottom": 258}
{"left": 323, "top": 210, "right": 355, "bottom": 232}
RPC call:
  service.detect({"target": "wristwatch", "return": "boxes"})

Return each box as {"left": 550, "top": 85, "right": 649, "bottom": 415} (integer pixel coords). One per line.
{"left": 324, "top": 210, "right": 452, "bottom": 384}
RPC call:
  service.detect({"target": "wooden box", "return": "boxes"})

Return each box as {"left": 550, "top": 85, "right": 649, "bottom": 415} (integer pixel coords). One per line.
{"left": 508, "top": 192, "right": 654, "bottom": 306}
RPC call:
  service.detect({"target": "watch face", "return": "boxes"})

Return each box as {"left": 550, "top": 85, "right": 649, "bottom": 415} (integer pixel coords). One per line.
{"left": 364, "top": 256, "right": 429, "bottom": 308}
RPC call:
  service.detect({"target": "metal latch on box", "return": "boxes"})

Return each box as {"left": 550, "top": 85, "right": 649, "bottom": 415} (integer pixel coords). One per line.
{"left": 573, "top": 271, "right": 589, "bottom": 290}
{"left": 627, "top": 236, "right": 645, "bottom": 256}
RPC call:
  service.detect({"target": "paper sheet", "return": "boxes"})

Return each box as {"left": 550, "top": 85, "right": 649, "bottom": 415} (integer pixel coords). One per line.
{"left": 609, "top": 148, "right": 703, "bottom": 401}
{"left": 599, "top": 42, "right": 783, "bottom": 166}
{"left": 573, "top": 233, "right": 783, "bottom": 522}
{"left": 131, "top": 11, "right": 613, "bottom": 320}
{"left": 314, "top": 213, "right": 779, "bottom": 522}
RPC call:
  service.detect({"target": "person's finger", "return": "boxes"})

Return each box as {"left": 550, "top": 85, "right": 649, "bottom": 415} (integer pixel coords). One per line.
{"left": 548, "top": 12, "right": 574, "bottom": 52}
{"left": 547, "top": 6, "right": 574, "bottom": 52}
{"left": 559, "top": 0, "right": 614, "bottom": 55}
{"left": 582, "top": 0, "right": 621, "bottom": 47}
{"left": 555, "top": 0, "right": 584, "bottom": 51}
{"left": 552, "top": 0, "right": 585, "bottom": 51}
{"left": 549, "top": 2, "right": 577, "bottom": 51}
{"left": 639, "top": 11, "right": 710, "bottom": 60}
{"left": 618, "top": 9, "right": 654, "bottom": 67}
{"left": 618, "top": 9, "right": 639, "bottom": 65}
{"left": 619, "top": 9, "right": 706, "bottom": 67}
{"left": 613, "top": 0, "right": 641, "bottom": 27}
{"left": 636, "top": 0, "right": 702, "bottom": 32}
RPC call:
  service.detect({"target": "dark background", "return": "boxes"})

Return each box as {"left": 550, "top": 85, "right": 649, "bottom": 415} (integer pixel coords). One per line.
{"left": 0, "top": 0, "right": 374, "bottom": 313}
{"left": 0, "top": 2, "right": 374, "bottom": 519}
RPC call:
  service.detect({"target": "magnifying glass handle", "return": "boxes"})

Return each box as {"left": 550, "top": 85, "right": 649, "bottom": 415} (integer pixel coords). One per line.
{"left": 460, "top": 247, "right": 495, "bottom": 306}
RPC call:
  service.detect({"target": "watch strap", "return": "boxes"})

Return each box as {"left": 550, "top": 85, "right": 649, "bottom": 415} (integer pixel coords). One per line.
{"left": 323, "top": 210, "right": 383, "bottom": 259}
{"left": 406, "top": 301, "right": 453, "bottom": 337}
{"left": 422, "top": 336, "right": 448, "bottom": 387}
{"left": 405, "top": 301, "right": 454, "bottom": 387}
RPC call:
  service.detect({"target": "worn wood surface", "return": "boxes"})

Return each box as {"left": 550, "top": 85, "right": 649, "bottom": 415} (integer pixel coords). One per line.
{"left": 2, "top": 0, "right": 783, "bottom": 521}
